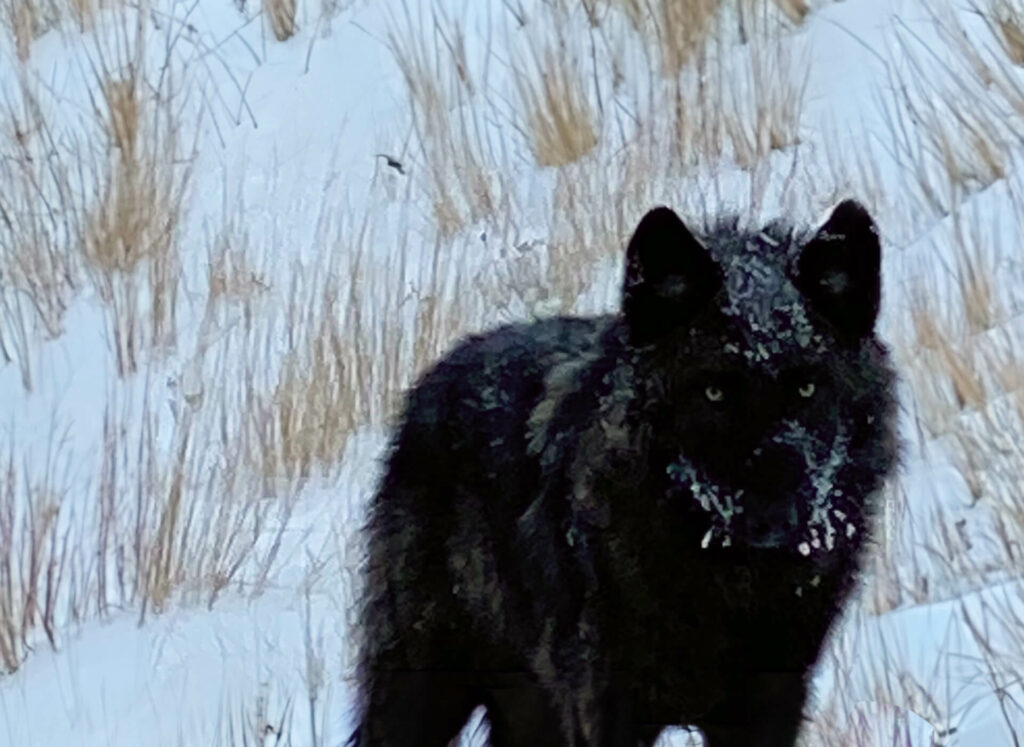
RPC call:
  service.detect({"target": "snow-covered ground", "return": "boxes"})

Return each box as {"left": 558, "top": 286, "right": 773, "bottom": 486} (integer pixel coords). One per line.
{"left": 1, "top": 0, "right": 1024, "bottom": 744}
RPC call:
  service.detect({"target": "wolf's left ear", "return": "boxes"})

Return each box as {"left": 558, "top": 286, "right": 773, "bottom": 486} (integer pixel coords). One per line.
{"left": 795, "top": 200, "right": 882, "bottom": 341}
{"left": 622, "top": 206, "right": 723, "bottom": 344}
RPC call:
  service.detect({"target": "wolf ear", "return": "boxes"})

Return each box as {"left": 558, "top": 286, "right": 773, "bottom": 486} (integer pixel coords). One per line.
{"left": 621, "top": 206, "right": 722, "bottom": 344}
{"left": 795, "top": 200, "right": 882, "bottom": 341}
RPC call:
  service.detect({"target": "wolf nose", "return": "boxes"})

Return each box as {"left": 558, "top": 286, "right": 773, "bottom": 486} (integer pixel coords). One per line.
{"left": 746, "top": 443, "right": 805, "bottom": 498}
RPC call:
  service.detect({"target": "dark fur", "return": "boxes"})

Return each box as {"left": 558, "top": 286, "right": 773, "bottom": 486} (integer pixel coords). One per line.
{"left": 351, "top": 201, "right": 898, "bottom": 746}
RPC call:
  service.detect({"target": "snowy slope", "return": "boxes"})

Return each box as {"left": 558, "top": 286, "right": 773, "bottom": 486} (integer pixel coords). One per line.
{"left": 1, "top": 0, "right": 1023, "bottom": 744}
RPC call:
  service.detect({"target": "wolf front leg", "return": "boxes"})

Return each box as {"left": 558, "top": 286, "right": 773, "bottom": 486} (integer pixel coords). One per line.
{"left": 569, "top": 658, "right": 657, "bottom": 747}
{"left": 694, "top": 670, "right": 808, "bottom": 747}
{"left": 509, "top": 620, "right": 642, "bottom": 746}
{"left": 350, "top": 668, "right": 481, "bottom": 747}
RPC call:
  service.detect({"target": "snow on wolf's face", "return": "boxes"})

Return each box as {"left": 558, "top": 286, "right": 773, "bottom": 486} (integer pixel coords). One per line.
{"left": 664, "top": 327, "right": 854, "bottom": 552}
{"left": 622, "top": 202, "right": 889, "bottom": 553}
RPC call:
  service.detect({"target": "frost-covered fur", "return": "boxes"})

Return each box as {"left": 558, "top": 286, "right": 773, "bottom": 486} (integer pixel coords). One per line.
{"left": 351, "top": 202, "right": 898, "bottom": 746}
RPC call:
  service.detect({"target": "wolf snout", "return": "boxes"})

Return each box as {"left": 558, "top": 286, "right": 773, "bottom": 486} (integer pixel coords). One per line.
{"left": 744, "top": 442, "right": 807, "bottom": 499}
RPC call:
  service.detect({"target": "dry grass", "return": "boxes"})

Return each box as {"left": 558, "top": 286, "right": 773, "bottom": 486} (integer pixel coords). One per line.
{"left": 0, "top": 77, "right": 83, "bottom": 390}
{"left": 67, "top": 0, "right": 96, "bottom": 30}
{"left": 5, "top": 0, "right": 37, "bottom": 60}
{"left": 1, "top": 0, "right": 109, "bottom": 59}
{"left": 723, "top": 34, "right": 806, "bottom": 168}
{"left": 250, "top": 271, "right": 362, "bottom": 486}
{"left": 951, "top": 211, "right": 1003, "bottom": 333}
{"left": 2, "top": 8, "right": 191, "bottom": 384}
{"left": 0, "top": 4, "right": 286, "bottom": 668}
{"left": 67, "top": 342, "right": 294, "bottom": 622}
{"left": 517, "top": 47, "right": 600, "bottom": 167}
{"left": 886, "top": 2, "right": 1024, "bottom": 217}
{"left": 770, "top": 0, "right": 810, "bottom": 24}
{"left": 221, "top": 175, "right": 474, "bottom": 494}
{"left": 243, "top": 222, "right": 375, "bottom": 490}
{"left": 594, "top": 0, "right": 807, "bottom": 174}
{"left": 596, "top": 0, "right": 811, "bottom": 73}
{"left": 7, "top": 146, "right": 495, "bottom": 654}
{"left": 901, "top": 277, "right": 994, "bottom": 438}
{"left": 879, "top": 50, "right": 1024, "bottom": 734}
{"left": 986, "top": 0, "right": 1024, "bottom": 66}
{"left": 656, "top": 0, "right": 721, "bottom": 76}
{"left": 387, "top": 0, "right": 506, "bottom": 236}
{"left": 598, "top": 0, "right": 722, "bottom": 76}
{"left": 264, "top": 0, "right": 297, "bottom": 41}
{"left": 882, "top": 81, "right": 1010, "bottom": 216}
{"left": 658, "top": 30, "right": 807, "bottom": 173}
{"left": 81, "top": 28, "right": 192, "bottom": 376}
{"left": 0, "top": 433, "right": 69, "bottom": 670}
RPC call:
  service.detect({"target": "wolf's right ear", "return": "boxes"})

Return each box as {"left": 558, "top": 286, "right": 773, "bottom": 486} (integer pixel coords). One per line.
{"left": 621, "top": 206, "right": 722, "bottom": 344}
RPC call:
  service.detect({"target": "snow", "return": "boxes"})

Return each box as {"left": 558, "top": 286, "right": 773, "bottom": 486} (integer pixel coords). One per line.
{"left": 1, "top": 0, "right": 1023, "bottom": 744}
{"left": 1, "top": 594, "right": 351, "bottom": 746}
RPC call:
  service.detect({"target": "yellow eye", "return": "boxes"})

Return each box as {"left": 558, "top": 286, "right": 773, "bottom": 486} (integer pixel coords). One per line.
{"left": 798, "top": 382, "right": 816, "bottom": 398}
{"left": 705, "top": 386, "right": 725, "bottom": 402}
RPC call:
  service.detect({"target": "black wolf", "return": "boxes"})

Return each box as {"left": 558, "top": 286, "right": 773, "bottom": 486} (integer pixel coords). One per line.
{"left": 351, "top": 201, "right": 898, "bottom": 746}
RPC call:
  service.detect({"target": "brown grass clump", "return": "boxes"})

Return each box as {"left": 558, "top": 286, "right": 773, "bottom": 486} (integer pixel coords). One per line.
{"left": 951, "top": 214, "right": 1002, "bottom": 333}
{"left": 658, "top": 0, "right": 721, "bottom": 76}
{"left": 770, "top": 0, "right": 811, "bottom": 24}
{"left": 0, "top": 80, "right": 82, "bottom": 390}
{"left": 597, "top": 0, "right": 723, "bottom": 76}
{"left": 265, "top": 0, "right": 297, "bottom": 42}
{"left": 937, "top": 335, "right": 987, "bottom": 412}
{"left": 232, "top": 192, "right": 455, "bottom": 490}
{"left": 0, "top": 0, "right": 68, "bottom": 61}
{"left": 2, "top": 0, "right": 107, "bottom": 59}
{"left": 660, "top": 29, "right": 806, "bottom": 172}
{"left": 0, "top": 7, "right": 192, "bottom": 390}
{"left": 251, "top": 270, "right": 361, "bottom": 486}
{"left": 723, "top": 35, "right": 806, "bottom": 168}
{"left": 987, "top": 0, "right": 1024, "bottom": 65}
{"left": 598, "top": 0, "right": 809, "bottom": 76}
{"left": 518, "top": 47, "right": 600, "bottom": 167}
{"left": 888, "top": 2, "right": 1024, "bottom": 216}
{"left": 67, "top": 0, "right": 96, "bottom": 31}
{"left": 95, "top": 375, "right": 291, "bottom": 619}
{"left": 886, "top": 82, "right": 1009, "bottom": 215}
{"left": 0, "top": 439, "right": 67, "bottom": 671}
{"left": 902, "top": 285, "right": 988, "bottom": 438}
{"left": 602, "top": 0, "right": 645, "bottom": 32}
{"left": 6, "top": 0, "right": 36, "bottom": 61}
{"left": 387, "top": 0, "right": 504, "bottom": 237}
{"left": 892, "top": 188, "right": 1024, "bottom": 621}
{"left": 82, "top": 47, "right": 192, "bottom": 376}
{"left": 541, "top": 148, "right": 655, "bottom": 310}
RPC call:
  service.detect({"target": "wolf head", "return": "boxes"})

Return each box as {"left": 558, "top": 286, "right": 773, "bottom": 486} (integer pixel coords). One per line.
{"left": 621, "top": 202, "right": 896, "bottom": 554}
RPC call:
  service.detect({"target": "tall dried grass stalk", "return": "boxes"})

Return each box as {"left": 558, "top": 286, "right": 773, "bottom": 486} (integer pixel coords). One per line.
{"left": 3, "top": 0, "right": 109, "bottom": 58}
{"left": 987, "top": 0, "right": 1024, "bottom": 66}
{"left": 387, "top": 0, "right": 503, "bottom": 236}
{"left": 663, "top": 28, "right": 806, "bottom": 171}
{"left": 0, "top": 78, "right": 85, "bottom": 390}
{"left": 8, "top": 0, "right": 36, "bottom": 60}
{"left": 657, "top": 0, "right": 721, "bottom": 76}
{"left": 82, "top": 41, "right": 192, "bottom": 376}
{"left": 265, "top": 0, "right": 297, "bottom": 42}
{"left": 0, "top": 429, "right": 71, "bottom": 672}
{"left": 770, "top": 0, "right": 810, "bottom": 24}
{"left": 952, "top": 217, "right": 1001, "bottom": 333}
{"left": 518, "top": 48, "right": 600, "bottom": 167}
